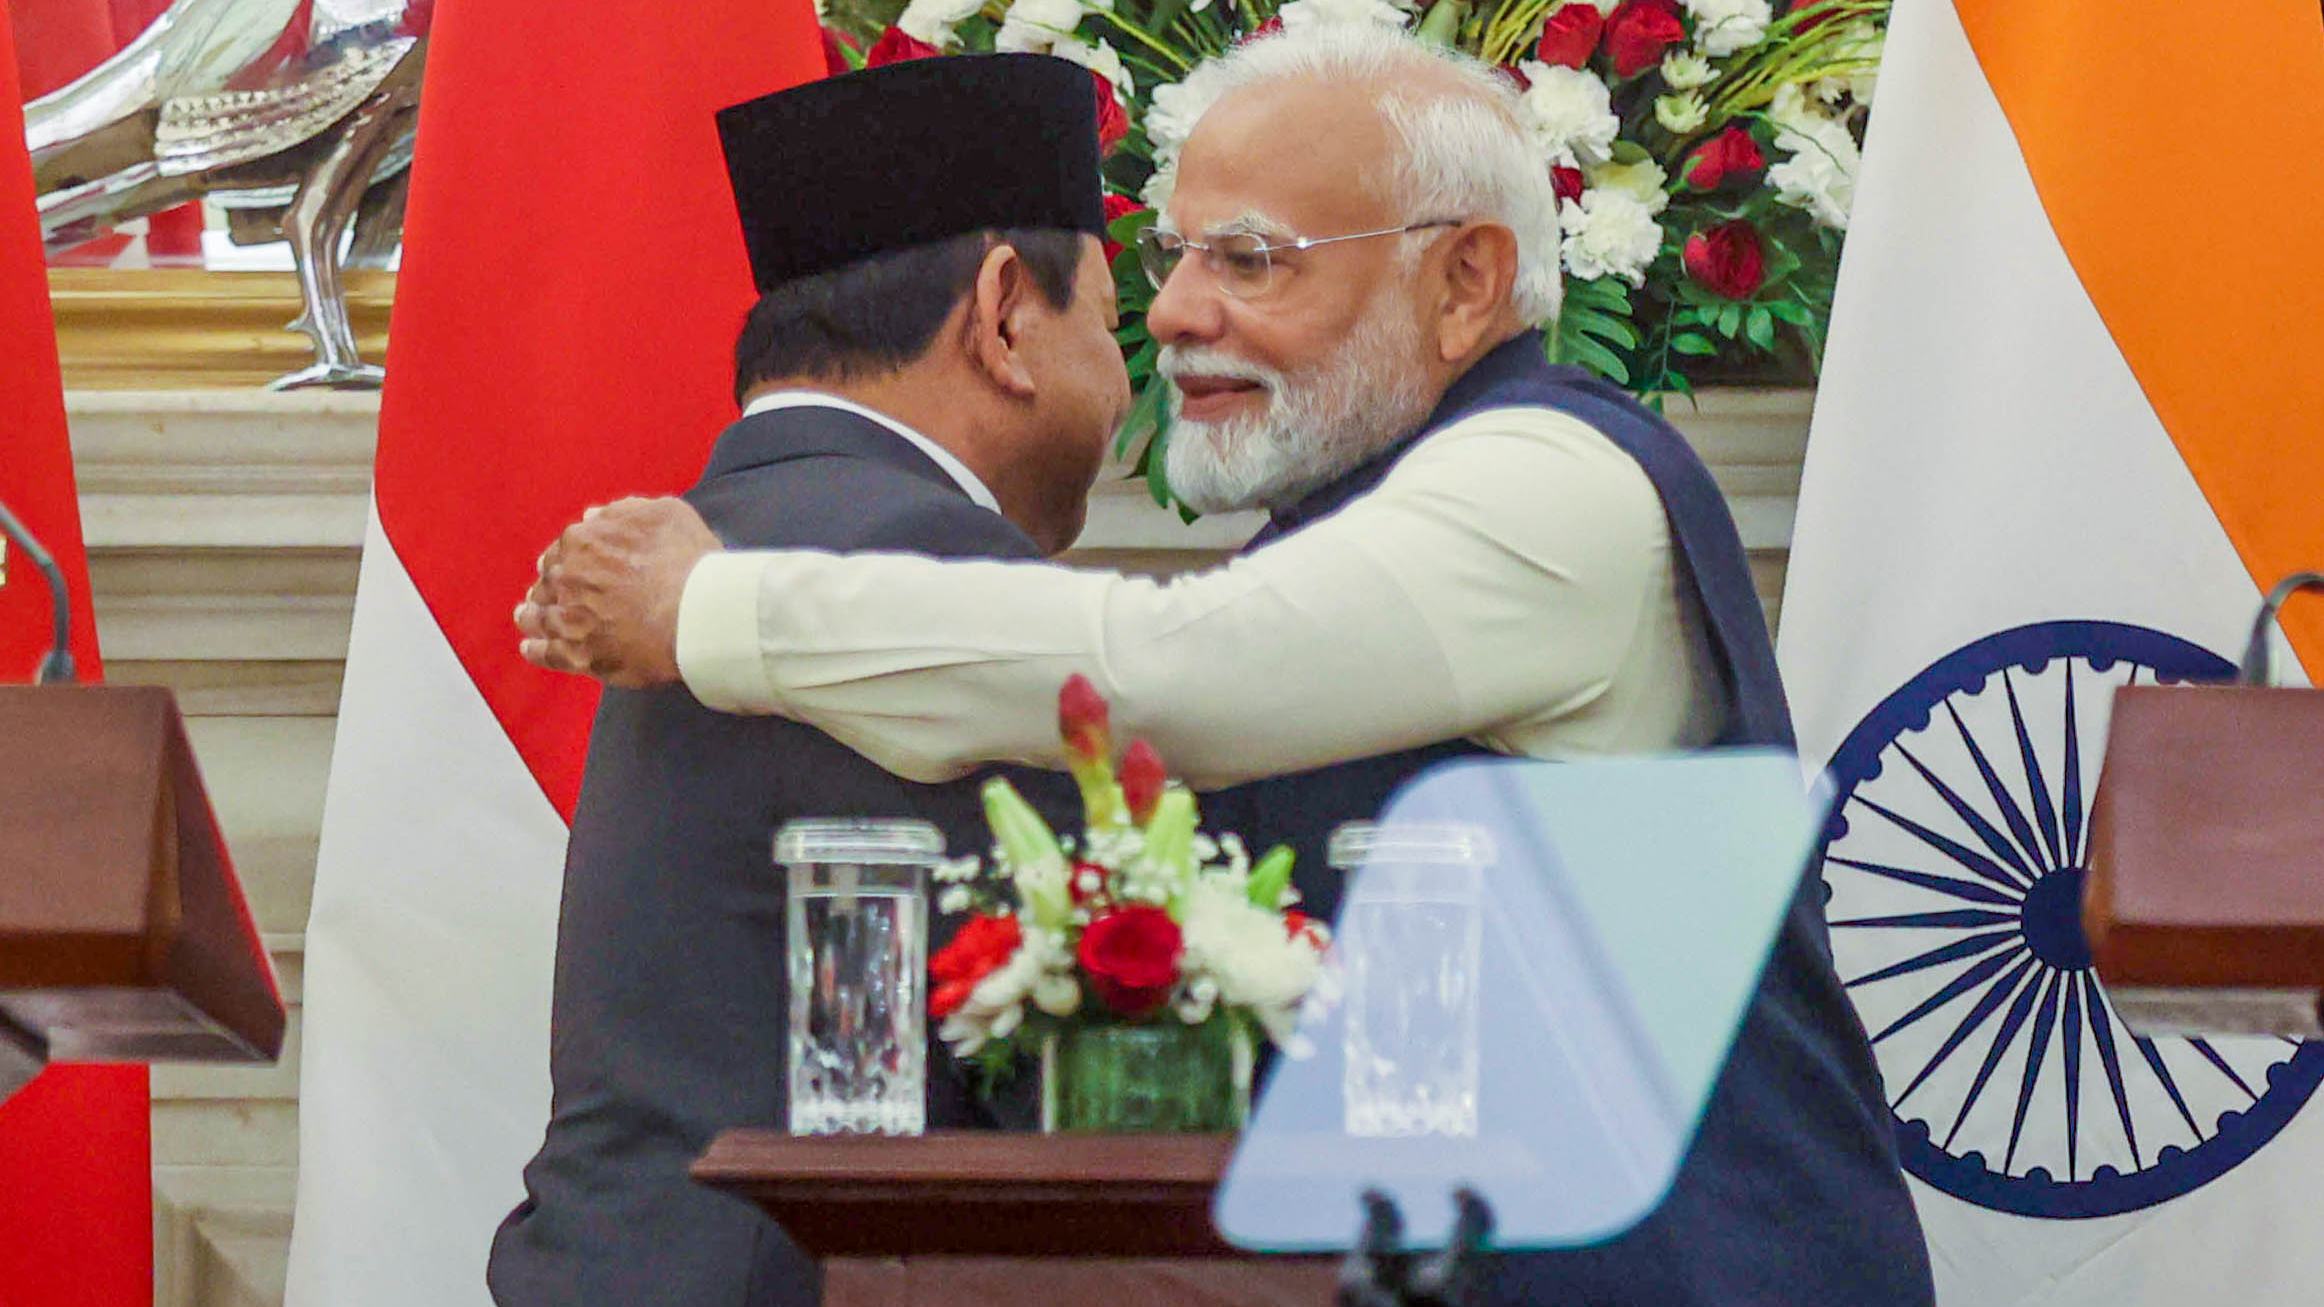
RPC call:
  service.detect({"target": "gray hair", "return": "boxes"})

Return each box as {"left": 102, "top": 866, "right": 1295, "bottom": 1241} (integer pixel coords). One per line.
{"left": 1166, "top": 25, "right": 1563, "bottom": 326}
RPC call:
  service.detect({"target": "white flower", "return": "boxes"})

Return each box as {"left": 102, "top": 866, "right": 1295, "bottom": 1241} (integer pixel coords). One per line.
{"left": 1276, "top": 0, "right": 1413, "bottom": 33}
{"left": 1141, "top": 160, "right": 1179, "bottom": 210}
{"left": 896, "top": 0, "right": 986, "bottom": 45}
{"left": 1053, "top": 36, "right": 1133, "bottom": 100}
{"left": 1559, "top": 189, "right": 1663, "bottom": 286}
{"left": 1767, "top": 128, "right": 1856, "bottom": 229}
{"left": 1765, "top": 82, "right": 1823, "bottom": 134}
{"left": 1032, "top": 971, "right": 1082, "bottom": 1017}
{"left": 937, "top": 885, "right": 972, "bottom": 915}
{"left": 1142, "top": 80, "right": 1216, "bottom": 160}
{"left": 1683, "top": 0, "right": 1770, "bottom": 58}
{"left": 1661, "top": 51, "right": 1716, "bottom": 90}
{"left": 1653, "top": 91, "right": 1707, "bottom": 134}
{"left": 1177, "top": 882, "right": 1325, "bottom": 1045}
{"left": 1764, "top": 85, "right": 1859, "bottom": 230}
{"left": 995, "top": 0, "right": 1088, "bottom": 52}
{"left": 1513, "top": 62, "right": 1619, "bottom": 167}
{"left": 1584, "top": 156, "right": 1669, "bottom": 215}
{"left": 1174, "top": 976, "right": 1219, "bottom": 1025}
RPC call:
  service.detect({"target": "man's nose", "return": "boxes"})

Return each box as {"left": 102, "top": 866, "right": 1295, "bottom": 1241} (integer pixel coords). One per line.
{"left": 1144, "top": 256, "right": 1227, "bottom": 347}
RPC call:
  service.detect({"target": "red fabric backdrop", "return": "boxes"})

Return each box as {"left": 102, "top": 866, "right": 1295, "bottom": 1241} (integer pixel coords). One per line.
{"left": 0, "top": 6, "right": 151, "bottom": 1304}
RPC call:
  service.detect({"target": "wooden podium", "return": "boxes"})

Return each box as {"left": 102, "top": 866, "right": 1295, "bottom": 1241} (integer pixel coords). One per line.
{"left": 693, "top": 1131, "right": 1339, "bottom": 1307}
{"left": 0, "top": 684, "right": 285, "bottom": 1098}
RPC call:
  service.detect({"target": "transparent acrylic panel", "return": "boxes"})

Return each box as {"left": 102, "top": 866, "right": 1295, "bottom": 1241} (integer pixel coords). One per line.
{"left": 1215, "top": 750, "right": 1827, "bottom": 1252}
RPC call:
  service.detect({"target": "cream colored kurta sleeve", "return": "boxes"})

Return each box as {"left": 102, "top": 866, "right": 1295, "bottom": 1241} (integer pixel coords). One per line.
{"left": 674, "top": 405, "right": 1720, "bottom": 789}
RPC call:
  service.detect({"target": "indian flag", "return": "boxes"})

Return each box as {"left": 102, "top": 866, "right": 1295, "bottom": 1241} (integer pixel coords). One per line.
{"left": 1777, "top": 0, "right": 2324, "bottom": 1301}
{"left": 282, "top": 4, "right": 821, "bottom": 1302}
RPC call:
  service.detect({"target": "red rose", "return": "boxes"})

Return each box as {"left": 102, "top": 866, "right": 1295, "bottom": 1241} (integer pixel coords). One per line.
{"left": 1284, "top": 910, "right": 1328, "bottom": 948}
{"left": 819, "top": 25, "right": 858, "bottom": 76}
{"left": 1602, "top": 0, "right": 1685, "bottom": 79}
{"left": 1551, "top": 165, "right": 1586, "bottom": 204}
{"left": 1078, "top": 905, "right": 1183, "bottom": 1017}
{"left": 1682, "top": 125, "right": 1765, "bottom": 190}
{"left": 930, "top": 913, "right": 1021, "bottom": 1018}
{"left": 1534, "top": 3, "right": 1604, "bottom": 68}
{"left": 1092, "top": 71, "right": 1130, "bottom": 156}
{"left": 1683, "top": 219, "right": 1767, "bottom": 300}
{"left": 864, "top": 26, "right": 942, "bottom": 67}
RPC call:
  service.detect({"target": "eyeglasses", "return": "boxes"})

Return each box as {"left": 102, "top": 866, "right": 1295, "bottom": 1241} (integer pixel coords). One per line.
{"left": 1135, "top": 219, "right": 1463, "bottom": 299}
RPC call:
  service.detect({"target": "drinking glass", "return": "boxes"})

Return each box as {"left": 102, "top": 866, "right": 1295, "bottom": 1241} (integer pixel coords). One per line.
{"left": 776, "top": 818, "right": 942, "bottom": 1136}
{"left": 1328, "top": 821, "right": 1494, "bottom": 1138}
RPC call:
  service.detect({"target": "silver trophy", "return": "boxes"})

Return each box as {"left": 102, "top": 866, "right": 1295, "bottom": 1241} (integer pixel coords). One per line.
{"left": 24, "top": 0, "right": 427, "bottom": 389}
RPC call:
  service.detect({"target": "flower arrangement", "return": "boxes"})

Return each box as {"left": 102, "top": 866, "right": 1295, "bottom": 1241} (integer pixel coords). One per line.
{"left": 928, "top": 674, "right": 1328, "bottom": 1073}
{"left": 817, "top": 0, "right": 1883, "bottom": 503}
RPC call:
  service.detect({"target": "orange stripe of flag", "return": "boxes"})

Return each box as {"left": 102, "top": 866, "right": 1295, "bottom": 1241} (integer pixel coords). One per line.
{"left": 1954, "top": 0, "right": 2324, "bottom": 676}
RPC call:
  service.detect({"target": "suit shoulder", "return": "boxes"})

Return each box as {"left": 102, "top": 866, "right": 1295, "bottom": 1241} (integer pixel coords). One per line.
{"left": 688, "top": 454, "right": 1041, "bottom": 560}
{"left": 851, "top": 483, "right": 1043, "bottom": 560}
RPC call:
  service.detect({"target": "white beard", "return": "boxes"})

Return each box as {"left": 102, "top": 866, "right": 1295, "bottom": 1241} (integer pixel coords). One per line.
{"left": 1160, "top": 288, "right": 1438, "bottom": 515}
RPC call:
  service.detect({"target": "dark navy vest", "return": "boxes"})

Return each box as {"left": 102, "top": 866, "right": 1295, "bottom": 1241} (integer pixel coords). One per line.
{"left": 1219, "top": 332, "right": 1934, "bottom": 1304}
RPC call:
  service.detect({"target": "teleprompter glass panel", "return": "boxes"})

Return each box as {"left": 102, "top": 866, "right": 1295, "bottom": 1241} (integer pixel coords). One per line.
{"left": 1215, "top": 750, "right": 1826, "bottom": 1251}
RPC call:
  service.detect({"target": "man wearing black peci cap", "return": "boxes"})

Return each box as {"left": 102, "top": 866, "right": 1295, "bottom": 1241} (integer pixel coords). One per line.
{"left": 486, "top": 54, "right": 1126, "bottom": 1307}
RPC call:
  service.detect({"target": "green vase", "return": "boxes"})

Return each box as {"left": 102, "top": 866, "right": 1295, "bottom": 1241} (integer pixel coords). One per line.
{"left": 1041, "top": 1019, "right": 1252, "bottom": 1133}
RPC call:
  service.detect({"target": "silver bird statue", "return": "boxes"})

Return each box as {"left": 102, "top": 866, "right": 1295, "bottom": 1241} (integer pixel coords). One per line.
{"left": 26, "top": 0, "right": 427, "bottom": 389}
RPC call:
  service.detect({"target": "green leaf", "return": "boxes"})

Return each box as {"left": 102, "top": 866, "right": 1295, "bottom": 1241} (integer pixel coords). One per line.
{"left": 1107, "top": 205, "right": 1156, "bottom": 245}
{"left": 1414, "top": 0, "right": 1466, "bottom": 44}
{"left": 1583, "top": 313, "right": 1640, "bottom": 350}
{"left": 1565, "top": 334, "right": 1631, "bottom": 385}
{"left": 1745, "top": 306, "right": 1775, "bottom": 349}
{"left": 1670, "top": 332, "right": 1717, "bottom": 356}
{"left": 1247, "top": 845, "right": 1295, "bottom": 908}
{"left": 1764, "top": 299, "right": 1811, "bottom": 326}
{"left": 1145, "top": 421, "right": 1176, "bottom": 510}
{"left": 1716, "top": 302, "right": 1744, "bottom": 336}
{"left": 1114, "top": 375, "right": 1168, "bottom": 461}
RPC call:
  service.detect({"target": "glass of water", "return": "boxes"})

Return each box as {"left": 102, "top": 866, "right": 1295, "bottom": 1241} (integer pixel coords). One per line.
{"left": 1328, "top": 821, "right": 1494, "bottom": 1139}
{"left": 776, "top": 818, "right": 943, "bottom": 1136}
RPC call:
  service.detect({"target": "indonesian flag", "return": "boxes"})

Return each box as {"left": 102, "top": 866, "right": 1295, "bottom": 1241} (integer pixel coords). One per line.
{"left": 0, "top": 10, "right": 149, "bottom": 1304}
{"left": 282, "top": 3, "right": 823, "bottom": 1302}
{"left": 1777, "top": 0, "right": 2324, "bottom": 1302}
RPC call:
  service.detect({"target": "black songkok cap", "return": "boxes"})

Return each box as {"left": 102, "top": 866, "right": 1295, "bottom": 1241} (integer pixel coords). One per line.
{"left": 718, "top": 53, "right": 1105, "bottom": 293}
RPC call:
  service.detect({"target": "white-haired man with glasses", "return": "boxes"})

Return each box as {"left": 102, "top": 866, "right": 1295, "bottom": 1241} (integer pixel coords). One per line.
{"left": 517, "top": 23, "right": 1933, "bottom": 1303}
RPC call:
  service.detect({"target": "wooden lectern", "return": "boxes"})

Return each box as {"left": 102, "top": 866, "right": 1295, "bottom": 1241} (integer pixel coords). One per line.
{"left": 0, "top": 684, "right": 286, "bottom": 1099}
{"left": 2084, "top": 576, "right": 2324, "bottom": 1036}
{"left": 693, "top": 1131, "right": 1338, "bottom": 1307}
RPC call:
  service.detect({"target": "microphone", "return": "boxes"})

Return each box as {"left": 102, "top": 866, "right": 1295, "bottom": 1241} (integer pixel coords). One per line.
{"left": 0, "top": 496, "right": 77, "bottom": 684}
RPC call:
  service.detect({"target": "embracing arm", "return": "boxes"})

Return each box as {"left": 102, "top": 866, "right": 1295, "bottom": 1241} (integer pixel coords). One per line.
{"left": 677, "top": 408, "right": 1675, "bottom": 788}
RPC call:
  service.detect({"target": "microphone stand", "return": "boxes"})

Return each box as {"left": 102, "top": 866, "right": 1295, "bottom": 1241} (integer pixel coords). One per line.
{"left": 0, "top": 496, "right": 77, "bottom": 684}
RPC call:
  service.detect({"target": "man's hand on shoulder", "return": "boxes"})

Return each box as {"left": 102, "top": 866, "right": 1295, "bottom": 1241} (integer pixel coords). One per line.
{"left": 516, "top": 497, "right": 720, "bottom": 688}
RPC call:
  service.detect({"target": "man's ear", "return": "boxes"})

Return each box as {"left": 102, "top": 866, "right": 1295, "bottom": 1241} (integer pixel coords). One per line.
{"left": 1432, "top": 223, "right": 1520, "bottom": 363}
{"left": 966, "top": 243, "right": 1040, "bottom": 398}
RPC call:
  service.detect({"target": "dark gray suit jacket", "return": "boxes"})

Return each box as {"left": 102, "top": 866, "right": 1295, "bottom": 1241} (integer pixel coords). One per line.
{"left": 489, "top": 404, "right": 1072, "bottom": 1307}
